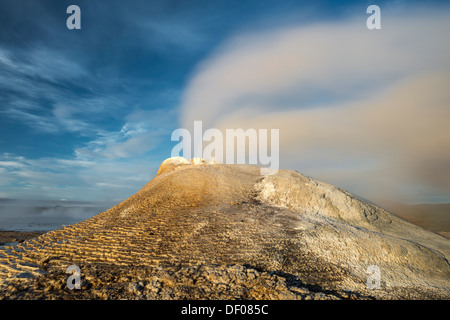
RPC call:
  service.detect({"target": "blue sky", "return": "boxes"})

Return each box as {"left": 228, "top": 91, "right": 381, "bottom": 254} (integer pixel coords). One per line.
{"left": 1, "top": 0, "right": 449, "bottom": 203}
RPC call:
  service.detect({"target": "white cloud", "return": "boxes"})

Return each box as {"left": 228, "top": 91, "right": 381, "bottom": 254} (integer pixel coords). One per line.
{"left": 0, "top": 161, "right": 25, "bottom": 168}
{"left": 179, "top": 8, "right": 450, "bottom": 203}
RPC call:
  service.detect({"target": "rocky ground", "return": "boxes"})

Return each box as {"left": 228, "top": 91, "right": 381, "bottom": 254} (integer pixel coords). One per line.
{"left": 0, "top": 158, "right": 449, "bottom": 299}
{"left": 2, "top": 263, "right": 375, "bottom": 300}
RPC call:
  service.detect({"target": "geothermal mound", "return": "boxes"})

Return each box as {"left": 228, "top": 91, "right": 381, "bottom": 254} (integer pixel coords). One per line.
{"left": 0, "top": 158, "right": 449, "bottom": 299}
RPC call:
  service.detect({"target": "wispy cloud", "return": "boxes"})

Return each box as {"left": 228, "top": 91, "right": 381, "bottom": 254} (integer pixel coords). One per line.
{"left": 75, "top": 108, "right": 176, "bottom": 159}
{"left": 0, "top": 40, "right": 176, "bottom": 200}
{"left": 0, "top": 45, "right": 95, "bottom": 134}
{"left": 180, "top": 7, "right": 450, "bottom": 203}
{"left": 2, "top": 46, "right": 85, "bottom": 82}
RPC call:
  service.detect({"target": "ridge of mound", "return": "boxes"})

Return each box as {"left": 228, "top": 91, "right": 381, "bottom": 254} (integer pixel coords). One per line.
{"left": 0, "top": 158, "right": 449, "bottom": 299}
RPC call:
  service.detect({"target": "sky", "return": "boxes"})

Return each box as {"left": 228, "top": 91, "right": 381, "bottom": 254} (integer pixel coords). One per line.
{"left": 0, "top": 0, "right": 449, "bottom": 204}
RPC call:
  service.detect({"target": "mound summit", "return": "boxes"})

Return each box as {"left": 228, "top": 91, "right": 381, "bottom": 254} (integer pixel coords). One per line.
{"left": 1, "top": 157, "right": 449, "bottom": 299}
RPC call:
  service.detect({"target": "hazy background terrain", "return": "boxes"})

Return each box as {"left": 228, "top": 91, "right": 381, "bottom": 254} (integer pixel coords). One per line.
{"left": 0, "top": 198, "right": 117, "bottom": 231}
{"left": 381, "top": 202, "right": 450, "bottom": 239}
